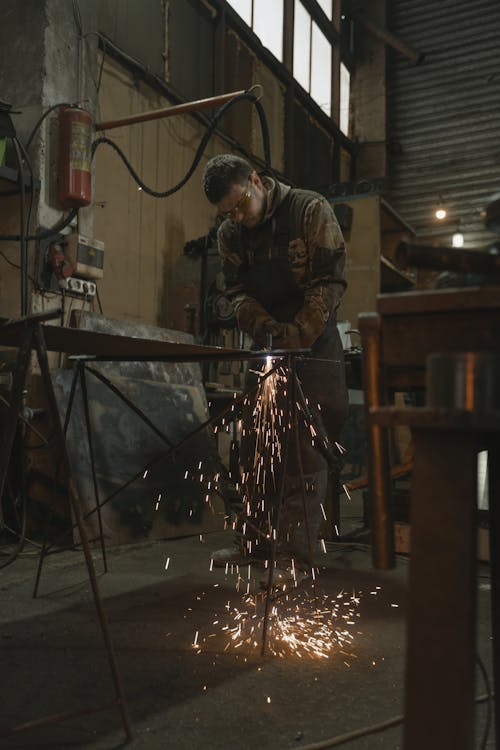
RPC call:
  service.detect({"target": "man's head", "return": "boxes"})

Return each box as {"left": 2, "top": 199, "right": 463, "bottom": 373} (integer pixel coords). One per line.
{"left": 202, "top": 154, "right": 266, "bottom": 228}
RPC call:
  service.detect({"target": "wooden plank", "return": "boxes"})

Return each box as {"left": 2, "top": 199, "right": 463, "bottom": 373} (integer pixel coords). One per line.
{"left": 377, "top": 285, "right": 500, "bottom": 316}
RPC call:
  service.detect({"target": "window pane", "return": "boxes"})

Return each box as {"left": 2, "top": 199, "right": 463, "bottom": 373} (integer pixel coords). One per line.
{"left": 310, "top": 21, "right": 331, "bottom": 115}
{"left": 316, "top": 0, "right": 332, "bottom": 19}
{"left": 340, "top": 62, "right": 350, "bottom": 134}
{"left": 293, "top": 0, "right": 310, "bottom": 91}
{"left": 226, "top": 0, "right": 252, "bottom": 26}
{"left": 253, "top": 0, "right": 283, "bottom": 61}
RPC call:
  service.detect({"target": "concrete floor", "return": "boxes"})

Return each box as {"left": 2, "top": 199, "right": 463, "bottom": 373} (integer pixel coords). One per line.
{"left": 0, "top": 500, "right": 495, "bottom": 750}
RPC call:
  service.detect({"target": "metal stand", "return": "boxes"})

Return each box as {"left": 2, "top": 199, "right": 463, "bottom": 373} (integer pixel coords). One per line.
{"left": 259, "top": 354, "right": 326, "bottom": 654}
{"left": 0, "top": 313, "right": 132, "bottom": 741}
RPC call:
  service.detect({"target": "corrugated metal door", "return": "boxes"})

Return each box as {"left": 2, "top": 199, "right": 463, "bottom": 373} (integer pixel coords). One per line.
{"left": 386, "top": 0, "right": 500, "bottom": 249}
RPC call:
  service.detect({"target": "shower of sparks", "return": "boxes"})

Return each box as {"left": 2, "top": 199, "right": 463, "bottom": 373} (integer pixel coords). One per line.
{"left": 245, "top": 360, "right": 287, "bottom": 494}
{"left": 174, "top": 356, "right": 349, "bottom": 583}
{"left": 164, "top": 557, "right": 170, "bottom": 570}
{"left": 193, "top": 587, "right": 361, "bottom": 660}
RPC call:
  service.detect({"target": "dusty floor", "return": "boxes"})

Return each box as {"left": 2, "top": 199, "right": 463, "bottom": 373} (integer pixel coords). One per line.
{"left": 0, "top": 500, "right": 495, "bottom": 750}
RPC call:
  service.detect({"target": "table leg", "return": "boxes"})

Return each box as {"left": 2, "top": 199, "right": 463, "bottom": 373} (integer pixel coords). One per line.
{"left": 359, "top": 313, "right": 394, "bottom": 569}
{"left": 404, "top": 428, "right": 478, "bottom": 749}
{"left": 488, "top": 438, "right": 499, "bottom": 740}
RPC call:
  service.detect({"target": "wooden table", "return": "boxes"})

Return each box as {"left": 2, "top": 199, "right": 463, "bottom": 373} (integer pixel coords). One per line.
{"left": 358, "top": 285, "right": 500, "bottom": 569}
{"left": 358, "top": 286, "right": 500, "bottom": 749}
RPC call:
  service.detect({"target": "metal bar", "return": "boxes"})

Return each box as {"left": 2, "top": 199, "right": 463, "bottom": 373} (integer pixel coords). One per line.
{"left": 79, "top": 363, "right": 108, "bottom": 573}
{"left": 85, "top": 365, "right": 175, "bottom": 448}
{"left": 32, "top": 514, "right": 51, "bottom": 599}
{"left": 33, "top": 360, "right": 82, "bottom": 598}
{"left": 33, "top": 323, "right": 133, "bottom": 741}
{"left": 95, "top": 89, "right": 246, "bottom": 132}
{"left": 291, "top": 364, "right": 316, "bottom": 584}
{"left": 44, "top": 361, "right": 284, "bottom": 553}
{"left": 0, "top": 393, "right": 49, "bottom": 446}
{"left": 261, "top": 355, "right": 293, "bottom": 656}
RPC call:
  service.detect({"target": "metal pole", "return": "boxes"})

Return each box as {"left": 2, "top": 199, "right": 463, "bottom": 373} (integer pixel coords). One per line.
{"left": 78, "top": 363, "right": 108, "bottom": 573}
{"left": 95, "top": 89, "right": 246, "bottom": 132}
{"left": 261, "top": 355, "right": 292, "bottom": 656}
{"left": 33, "top": 324, "right": 133, "bottom": 740}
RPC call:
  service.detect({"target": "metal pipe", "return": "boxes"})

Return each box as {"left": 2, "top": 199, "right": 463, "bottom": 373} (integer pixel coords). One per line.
{"left": 95, "top": 89, "right": 247, "bottom": 131}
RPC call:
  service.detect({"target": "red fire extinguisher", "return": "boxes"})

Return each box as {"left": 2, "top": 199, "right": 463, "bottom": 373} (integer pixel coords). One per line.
{"left": 58, "top": 106, "right": 92, "bottom": 208}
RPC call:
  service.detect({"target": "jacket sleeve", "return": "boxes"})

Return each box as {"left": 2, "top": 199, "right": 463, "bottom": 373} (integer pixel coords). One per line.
{"left": 289, "top": 197, "right": 346, "bottom": 348}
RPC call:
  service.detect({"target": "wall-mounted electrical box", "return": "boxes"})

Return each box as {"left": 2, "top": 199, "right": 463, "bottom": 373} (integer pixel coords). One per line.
{"left": 64, "top": 234, "right": 104, "bottom": 280}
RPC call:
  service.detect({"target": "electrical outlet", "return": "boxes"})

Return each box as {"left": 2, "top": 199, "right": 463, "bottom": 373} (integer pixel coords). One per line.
{"left": 59, "top": 277, "right": 96, "bottom": 296}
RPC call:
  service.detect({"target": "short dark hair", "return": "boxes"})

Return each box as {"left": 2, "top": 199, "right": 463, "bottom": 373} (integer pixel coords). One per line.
{"left": 202, "top": 154, "right": 253, "bottom": 204}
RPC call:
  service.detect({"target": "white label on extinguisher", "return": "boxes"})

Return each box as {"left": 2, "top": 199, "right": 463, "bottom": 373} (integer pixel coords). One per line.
{"left": 70, "top": 121, "right": 91, "bottom": 171}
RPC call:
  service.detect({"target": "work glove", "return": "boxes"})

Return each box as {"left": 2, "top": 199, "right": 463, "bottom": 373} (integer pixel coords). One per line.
{"left": 266, "top": 321, "right": 302, "bottom": 349}
{"left": 235, "top": 298, "right": 279, "bottom": 347}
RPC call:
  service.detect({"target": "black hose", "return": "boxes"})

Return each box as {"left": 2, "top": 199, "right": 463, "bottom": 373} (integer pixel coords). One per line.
{"left": 0, "top": 89, "right": 270, "bottom": 242}
{"left": 91, "top": 89, "right": 272, "bottom": 198}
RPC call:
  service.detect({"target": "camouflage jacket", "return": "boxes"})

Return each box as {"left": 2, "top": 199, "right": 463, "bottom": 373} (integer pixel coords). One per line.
{"left": 217, "top": 176, "right": 346, "bottom": 351}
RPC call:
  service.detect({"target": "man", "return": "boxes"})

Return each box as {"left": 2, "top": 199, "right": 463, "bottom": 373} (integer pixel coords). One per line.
{"left": 202, "top": 154, "right": 348, "bottom": 577}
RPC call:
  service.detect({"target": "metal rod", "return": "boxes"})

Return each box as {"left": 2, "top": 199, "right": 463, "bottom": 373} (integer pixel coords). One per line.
{"left": 34, "top": 361, "right": 82, "bottom": 596}
{"left": 261, "top": 355, "right": 293, "bottom": 656}
{"left": 291, "top": 365, "right": 316, "bottom": 590}
{"left": 33, "top": 323, "right": 133, "bottom": 740}
{"left": 95, "top": 89, "right": 246, "bottom": 132}
{"left": 79, "top": 363, "right": 108, "bottom": 573}
{"left": 43, "top": 361, "right": 285, "bottom": 556}
{"left": 86, "top": 365, "right": 175, "bottom": 448}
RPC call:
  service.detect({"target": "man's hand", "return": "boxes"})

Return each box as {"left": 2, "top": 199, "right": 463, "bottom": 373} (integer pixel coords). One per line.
{"left": 264, "top": 321, "right": 302, "bottom": 349}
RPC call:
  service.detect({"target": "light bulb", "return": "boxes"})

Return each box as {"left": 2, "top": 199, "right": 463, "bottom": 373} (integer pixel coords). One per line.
{"left": 452, "top": 233, "right": 464, "bottom": 248}
{"left": 435, "top": 208, "right": 447, "bottom": 220}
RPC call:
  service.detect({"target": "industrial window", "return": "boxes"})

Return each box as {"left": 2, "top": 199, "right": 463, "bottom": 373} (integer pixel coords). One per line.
{"left": 316, "top": 0, "right": 333, "bottom": 19}
{"left": 340, "top": 61, "right": 350, "bottom": 134}
{"left": 227, "top": 0, "right": 340, "bottom": 120}
{"left": 226, "top": 0, "right": 284, "bottom": 61}
{"left": 293, "top": 0, "right": 332, "bottom": 116}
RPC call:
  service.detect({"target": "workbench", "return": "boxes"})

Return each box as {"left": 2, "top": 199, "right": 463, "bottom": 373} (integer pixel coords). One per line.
{"left": 359, "top": 285, "right": 500, "bottom": 749}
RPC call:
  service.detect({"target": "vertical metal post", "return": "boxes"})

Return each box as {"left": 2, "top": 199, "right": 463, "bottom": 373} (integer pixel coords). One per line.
{"left": 261, "top": 354, "right": 292, "bottom": 656}
{"left": 291, "top": 359, "right": 316, "bottom": 583}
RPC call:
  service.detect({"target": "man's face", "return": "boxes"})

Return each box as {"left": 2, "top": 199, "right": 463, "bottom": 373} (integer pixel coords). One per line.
{"left": 216, "top": 172, "right": 266, "bottom": 228}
